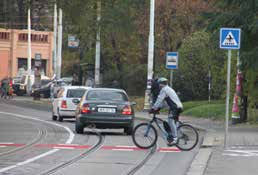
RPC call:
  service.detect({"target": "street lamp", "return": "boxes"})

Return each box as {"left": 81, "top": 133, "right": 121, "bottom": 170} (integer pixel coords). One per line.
{"left": 144, "top": 0, "right": 155, "bottom": 110}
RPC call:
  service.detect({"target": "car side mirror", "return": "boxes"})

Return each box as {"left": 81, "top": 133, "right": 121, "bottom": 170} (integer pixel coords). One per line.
{"left": 72, "top": 99, "right": 80, "bottom": 105}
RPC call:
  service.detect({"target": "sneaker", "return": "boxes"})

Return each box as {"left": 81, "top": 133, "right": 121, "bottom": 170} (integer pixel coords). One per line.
{"left": 172, "top": 137, "right": 178, "bottom": 144}
{"left": 167, "top": 134, "right": 173, "bottom": 143}
{"left": 167, "top": 137, "right": 178, "bottom": 147}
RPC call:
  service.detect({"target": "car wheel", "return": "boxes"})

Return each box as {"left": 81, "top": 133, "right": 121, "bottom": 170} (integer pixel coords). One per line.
{"left": 52, "top": 112, "right": 57, "bottom": 121}
{"left": 57, "top": 110, "right": 63, "bottom": 122}
{"left": 75, "top": 120, "right": 84, "bottom": 134}
{"left": 124, "top": 127, "right": 133, "bottom": 135}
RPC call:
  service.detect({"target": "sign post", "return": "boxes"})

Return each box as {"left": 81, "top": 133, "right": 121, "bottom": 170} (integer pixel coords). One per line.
{"left": 220, "top": 28, "right": 241, "bottom": 149}
{"left": 166, "top": 52, "right": 178, "bottom": 87}
{"left": 34, "top": 53, "right": 42, "bottom": 100}
{"left": 68, "top": 35, "right": 79, "bottom": 49}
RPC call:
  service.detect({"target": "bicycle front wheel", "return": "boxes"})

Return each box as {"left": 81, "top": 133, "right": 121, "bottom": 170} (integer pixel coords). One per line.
{"left": 176, "top": 124, "right": 199, "bottom": 151}
{"left": 132, "top": 123, "right": 157, "bottom": 149}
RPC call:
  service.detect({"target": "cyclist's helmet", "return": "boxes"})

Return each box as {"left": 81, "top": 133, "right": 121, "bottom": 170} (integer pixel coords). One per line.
{"left": 157, "top": 77, "right": 168, "bottom": 85}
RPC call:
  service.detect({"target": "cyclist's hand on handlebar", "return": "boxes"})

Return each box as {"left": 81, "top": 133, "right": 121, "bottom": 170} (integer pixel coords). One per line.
{"left": 149, "top": 108, "right": 160, "bottom": 114}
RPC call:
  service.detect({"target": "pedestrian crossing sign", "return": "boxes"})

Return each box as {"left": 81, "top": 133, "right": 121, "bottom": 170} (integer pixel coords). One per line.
{"left": 220, "top": 28, "right": 241, "bottom": 49}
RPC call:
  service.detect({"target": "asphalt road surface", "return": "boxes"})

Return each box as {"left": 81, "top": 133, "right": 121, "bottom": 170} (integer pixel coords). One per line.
{"left": 0, "top": 99, "right": 203, "bottom": 175}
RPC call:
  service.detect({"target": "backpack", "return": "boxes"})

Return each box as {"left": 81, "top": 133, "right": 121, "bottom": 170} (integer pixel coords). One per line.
{"left": 151, "top": 79, "right": 160, "bottom": 104}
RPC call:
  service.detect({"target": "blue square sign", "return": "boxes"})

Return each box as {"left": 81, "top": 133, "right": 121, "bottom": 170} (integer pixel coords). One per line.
{"left": 220, "top": 28, "right": 241, "bottom": 49}
{"left": 166, "top": 52, "right": 178, "bottom": 69}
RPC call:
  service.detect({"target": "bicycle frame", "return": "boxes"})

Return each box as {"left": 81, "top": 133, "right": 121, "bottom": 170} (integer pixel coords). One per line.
{"left": 144, "top": 113, "right": 170, "bottom": 141}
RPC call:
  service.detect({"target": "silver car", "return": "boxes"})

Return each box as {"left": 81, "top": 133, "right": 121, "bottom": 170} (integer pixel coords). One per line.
{"left": 52, "top": 86, "right": 90, "bottom": 122}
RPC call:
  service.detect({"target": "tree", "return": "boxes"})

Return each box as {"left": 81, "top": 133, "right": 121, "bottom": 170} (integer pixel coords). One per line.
{"left": 207, "top": 0, "right": 258, "bottom": 121}
{"left": 171, "top": 31, "right": 225, "bottom": 101}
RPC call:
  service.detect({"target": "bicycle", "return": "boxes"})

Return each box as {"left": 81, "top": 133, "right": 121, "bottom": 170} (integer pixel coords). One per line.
{"left": 132, "top": 112, "right": 199, "bottom": 151}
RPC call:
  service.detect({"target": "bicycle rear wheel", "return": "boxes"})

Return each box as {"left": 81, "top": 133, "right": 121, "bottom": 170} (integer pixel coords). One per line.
{"left": 132, "top": 123, "right": 157, "bottom": 149}
{"left": 176, "top": 124, "right": 199, "bottom": 151}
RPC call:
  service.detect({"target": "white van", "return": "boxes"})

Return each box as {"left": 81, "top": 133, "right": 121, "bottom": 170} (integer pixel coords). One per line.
{"left": 18, "top": 74, "right": 50, "bottom": 96}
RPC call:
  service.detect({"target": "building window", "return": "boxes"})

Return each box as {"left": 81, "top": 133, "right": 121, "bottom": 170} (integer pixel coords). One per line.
{"left": 18, "top": 33, "right": 48, "bottom": 43}
{"left": 0, "top": 32, "right": 10, "bottom": 40}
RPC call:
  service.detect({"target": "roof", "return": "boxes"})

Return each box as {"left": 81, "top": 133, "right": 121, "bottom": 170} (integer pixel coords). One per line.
{"left": 87, "top": 87, "right": 126, "bottom": 93}
{"left": 61, "top": 86, "right": 91, "bottom": 90}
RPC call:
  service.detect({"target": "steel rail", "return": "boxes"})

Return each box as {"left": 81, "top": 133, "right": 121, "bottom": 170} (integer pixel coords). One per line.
{"left": 0, "top": 122, "right": 47, "bottom": 157}
{"left": 40, "top": 129, "right": 105, "bottom": 175}
{"left": 125, "top": 144, "right": 157, "bottom": 175}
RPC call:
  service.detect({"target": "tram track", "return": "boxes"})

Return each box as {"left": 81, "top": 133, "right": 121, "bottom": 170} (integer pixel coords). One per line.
{"left": 40, "top": 129, "right": 105, "bottom": 175}
{"left": 125, "top": 144, "right": 157, "bottom": 175}
{"left": 0, "top": 119, "right": 47, "bottom": 157}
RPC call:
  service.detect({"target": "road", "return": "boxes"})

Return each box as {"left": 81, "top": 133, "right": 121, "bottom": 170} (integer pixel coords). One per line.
{"left": 0, "top": 99, "right": 203, "bottom": 175}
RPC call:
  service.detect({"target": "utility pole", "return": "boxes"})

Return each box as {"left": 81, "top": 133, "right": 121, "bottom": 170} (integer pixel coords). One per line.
{"left": 95, "top": 0, "right": 101, "bottom": 87}
{"left": 27, "top": 8, "right": 32, "bottom": 95}
{"left": 208, "top": 65, "right": 211, "bottom": 103}
{"left": 53, "top": 3, "right": 57, "bottom": 76}
{"left": 57, "top": 8, "right": 63, "bottom": 79}
{"left": 144, "top": 0, "right": 155, "bottom": 110}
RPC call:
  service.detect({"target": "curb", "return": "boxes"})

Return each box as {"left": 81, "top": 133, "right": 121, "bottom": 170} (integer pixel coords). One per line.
{"left": 186, "top": 147, "right": 212, "bottom": 175}
{"left": 186, "top": 132, "right": 215, "bottom": 175}
{"left": 3, "top": 98, "right": 51, "bottom": 112}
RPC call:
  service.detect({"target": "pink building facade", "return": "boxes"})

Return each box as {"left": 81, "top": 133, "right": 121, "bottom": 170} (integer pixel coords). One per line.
{"left": 0, "top": 28, "right": 54, "bottom": 80}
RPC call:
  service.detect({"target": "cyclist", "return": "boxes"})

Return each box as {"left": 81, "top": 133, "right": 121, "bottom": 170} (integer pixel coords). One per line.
{"left": 149, "top": 77, "right": 183, "bottom": 145}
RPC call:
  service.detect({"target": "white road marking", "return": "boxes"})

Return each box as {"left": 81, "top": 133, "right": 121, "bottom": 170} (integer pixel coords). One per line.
{"left": 223, "top": 149, "right": 258, "bottom": 157}
{"left": 0, "top": 111, "right": 74, "bottom": 173}
{"left": 58, "top": 144, "right": 79, "bottom": 146}
{"left": 116, "top": 145, "right": 137, "bottom": 148}
{"left": 112, "top": 149, "right": 134, "bottom": 151}
{"left": 0, "top": 146, "right": 7, "bottom": 148}
{"left": 159, "top": 150, "right": 180, "bottom": 153}
{"left": 0, "top": 142, "right": 14, "bottom": 144}
{"left": 53, "top": 147, "right": 75, "bottom": 150}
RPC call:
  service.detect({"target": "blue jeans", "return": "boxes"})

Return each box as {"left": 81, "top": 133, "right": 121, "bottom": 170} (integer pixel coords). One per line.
{"left": 168, "top": 116, "right": 177, "bottom": 138}
{"left": 168, "top": 108, "right": 182, "bottom": 138}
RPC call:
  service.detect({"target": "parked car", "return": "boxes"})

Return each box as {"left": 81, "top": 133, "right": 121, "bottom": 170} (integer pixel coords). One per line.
{"left": 75, "top": 88, "right": 136, "bottom": 135}
{"left": 31, "top": 79, "right": 52, "bottom": 98}
{"left": 18, "top": 74, "right": 50, "bottom": 96}
{"left": 52, "top": 86, "right": 90, "bottom": 122}
{"left": 12, "top": 77, "right": 22, "bottom": 96}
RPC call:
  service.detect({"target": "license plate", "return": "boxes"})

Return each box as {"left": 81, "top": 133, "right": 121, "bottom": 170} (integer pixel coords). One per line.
{"left": 98, "top": 108, "right": 116, "bottom": 113}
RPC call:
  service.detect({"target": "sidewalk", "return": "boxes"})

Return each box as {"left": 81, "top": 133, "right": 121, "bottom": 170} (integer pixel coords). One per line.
{"left": 136, "top": 112, "right": 258, "bottom": 175}
{"left": 204, "top": 125, "right": 258, "bottom": 175}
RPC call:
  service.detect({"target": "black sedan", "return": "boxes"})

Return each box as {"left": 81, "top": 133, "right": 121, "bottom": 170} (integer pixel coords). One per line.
{"left": 75, "top": 88, "right": 135, "bottom": 135}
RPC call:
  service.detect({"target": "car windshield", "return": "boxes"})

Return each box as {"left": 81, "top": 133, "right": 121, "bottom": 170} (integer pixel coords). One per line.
{"left": 66, "top": 89, "right": 86, "bottom": 98}
{"left": 87, "top": 90, "right": 128, "bottom": 101}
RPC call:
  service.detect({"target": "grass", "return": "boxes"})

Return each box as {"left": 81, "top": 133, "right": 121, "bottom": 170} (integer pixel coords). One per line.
{"left": 130, "top": 96, "right": 226, "bottom": 120}
{"left": 182, "top": 103, "right": 226, "bottom": 120}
